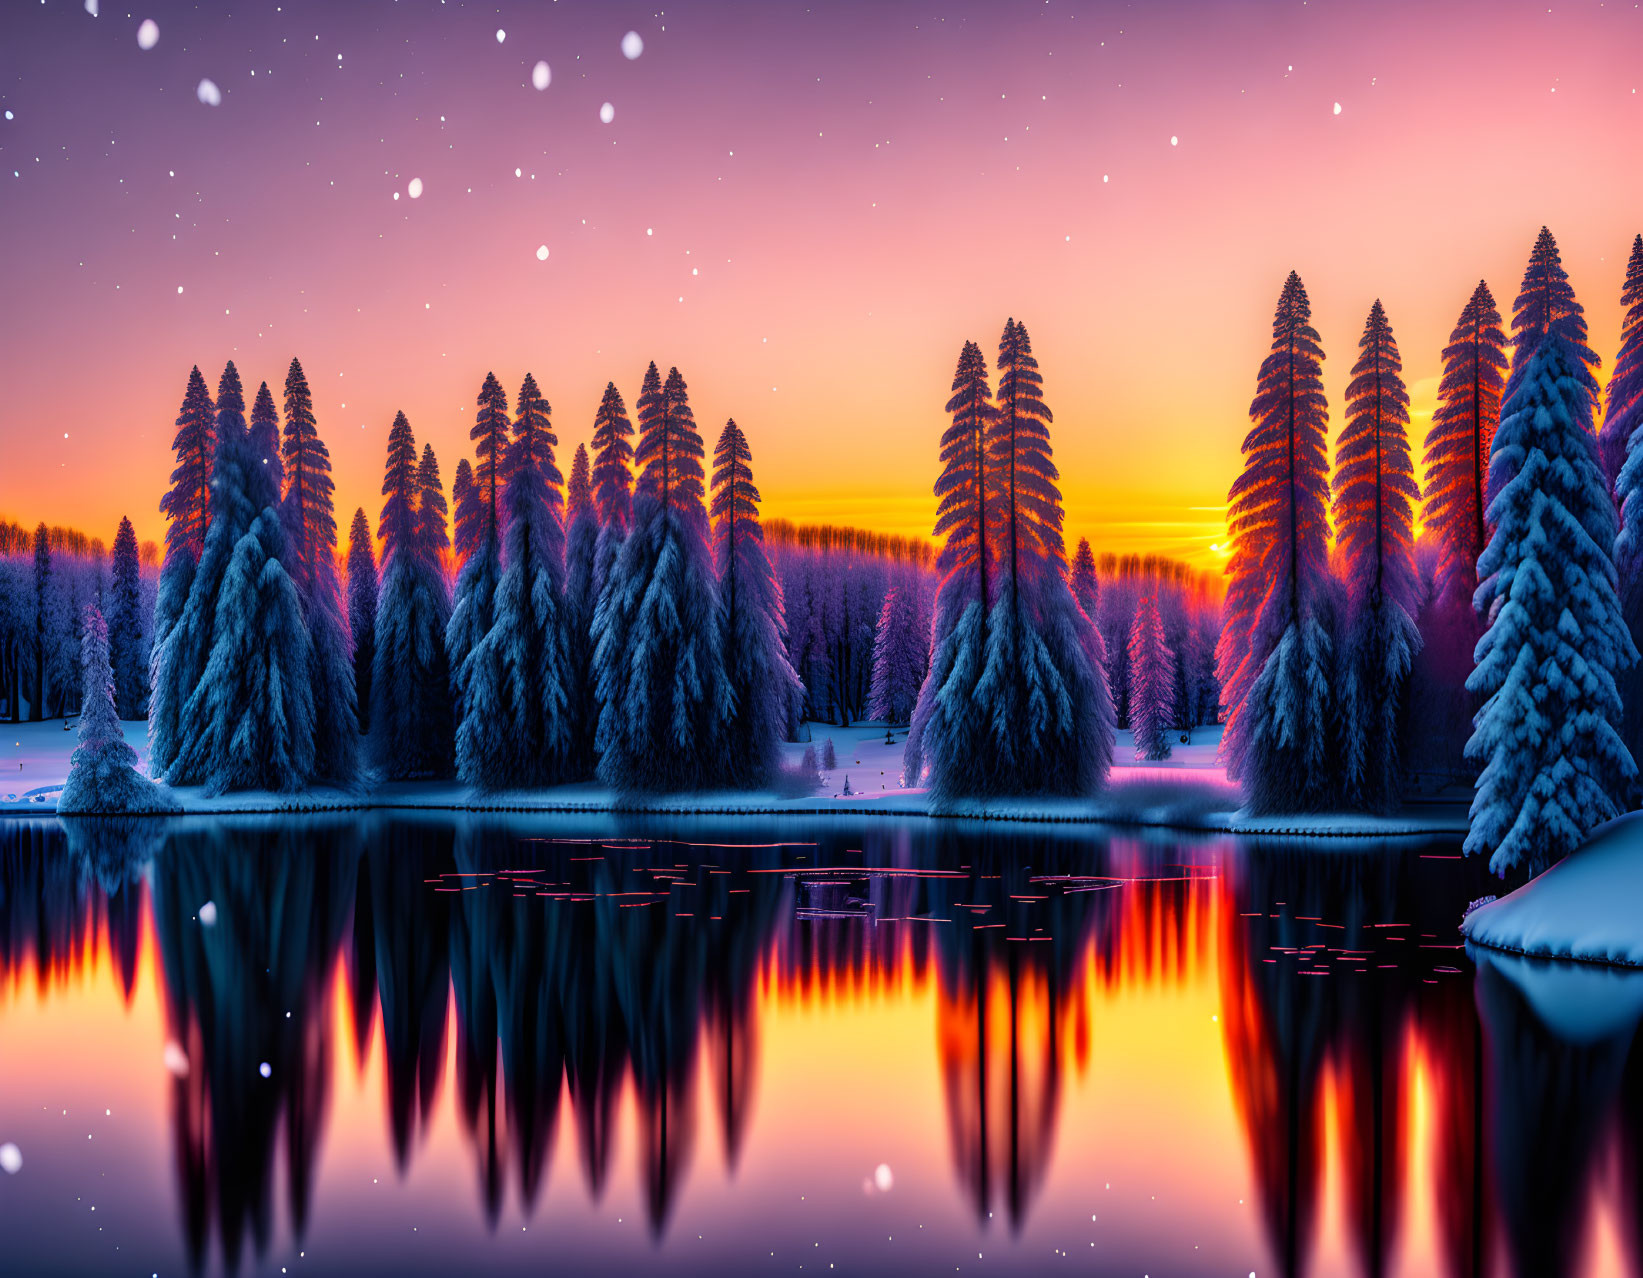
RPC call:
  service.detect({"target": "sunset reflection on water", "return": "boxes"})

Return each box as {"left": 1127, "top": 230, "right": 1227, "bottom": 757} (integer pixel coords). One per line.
{"left": 0, "top": 816, "right": 1638, "bottom": 1277}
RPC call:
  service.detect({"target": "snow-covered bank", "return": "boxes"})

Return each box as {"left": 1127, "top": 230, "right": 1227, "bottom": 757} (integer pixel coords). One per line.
{"left": 1462, "top": 814, "right": 1643, "bottom": 968}
{"left": 0, "top": 718, "right": 1470, "bottom": 836}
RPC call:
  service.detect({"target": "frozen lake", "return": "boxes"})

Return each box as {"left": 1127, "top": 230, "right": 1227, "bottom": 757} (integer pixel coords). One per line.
{"left": 0, "top": 813, "right": 1638, "bottom": 1277}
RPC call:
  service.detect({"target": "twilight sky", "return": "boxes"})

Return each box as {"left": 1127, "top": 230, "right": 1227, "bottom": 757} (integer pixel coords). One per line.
{"left": 3, "top": 0, "right": 1642, "bottom": 567}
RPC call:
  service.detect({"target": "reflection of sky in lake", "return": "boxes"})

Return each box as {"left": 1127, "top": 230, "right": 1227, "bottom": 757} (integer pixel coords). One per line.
{"left": 0, "top": 815, "right": 1639, "bottom": 1277}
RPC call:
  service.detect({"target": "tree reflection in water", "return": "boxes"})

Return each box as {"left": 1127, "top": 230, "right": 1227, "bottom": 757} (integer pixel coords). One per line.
{"left": 0, "top": 815, "right": 1639, "bottom": 1278}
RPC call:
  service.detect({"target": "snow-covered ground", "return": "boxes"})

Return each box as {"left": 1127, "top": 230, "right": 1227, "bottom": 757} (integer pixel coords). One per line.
{"left": 0, "top": 717, "right": 1468, "bottom": 835}
{"left": 1463, "top": 813, "right": 1643, "bottom": 968}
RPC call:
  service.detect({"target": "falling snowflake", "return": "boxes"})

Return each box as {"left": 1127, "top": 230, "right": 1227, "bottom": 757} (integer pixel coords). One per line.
{"left": 532, "top": 60, "right": 551, "bottom": 90}
{"left": 622, "top": 30, "right": 644, "bottom": 60}
{"left": 536, "top": 244, "right": 549, "bottom": 261}
{"left": 163, "top": 1042, "right": 190, "bottom": 1077}
{"left": 1333, "top": 101, "right": 1342, "bottom": 115}
{"left": 197, "top": 79, "right": 221, "bottom": 106}
{"left": 495, "top": 28, "right": 506, "bottom": 43}
{"left": 874, "top": 1164, "right": 894, "bottom": 1192}
{"left": 599, "top": 102, "right": 615, "bottom": 124}
{"left": 1169, "top": 135, "right": 1178, "bottom": 146}
{"left": 408, "top": 177, "right": 423, "bottom": 198}
{"left": 136, "top": 18, "right": 159, "bottom": 49}
{"left": 198, "top": 899, "right": 217, "bottom": 925}
{"left": 259, "top": 1062, "right": 272, "bottom": 1079}
{"left": 84, "top": 0, "right": 98, "bottom": 15}
{"left": 0, "top": 1144, "right": 20, "bottom": 1175}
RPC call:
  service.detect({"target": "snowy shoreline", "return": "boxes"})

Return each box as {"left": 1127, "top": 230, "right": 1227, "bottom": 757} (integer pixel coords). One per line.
{"left": 2, "top": 718, "right": 1471, "bottom": 836}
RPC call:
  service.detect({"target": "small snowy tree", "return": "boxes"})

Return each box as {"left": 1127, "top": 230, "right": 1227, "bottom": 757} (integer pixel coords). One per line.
{"left": 822, "top": 737, "right": 836, "bottom": 770}
{"left": 372, "top": 414, "right": 453, "bottom": 778}
{"left": 59, "top": 606, "right": 177, "bottom": 814}
{"left": 1220, "top": 274, "right": 1337, "bottom": 813}
{"left": 149, "top": 366, "right": 215, "bottom": 763}
{"left": 346, "top": 507, "right": 378, "bottom": 733}
{"left": 1127, "top": 595, "right": 1173, "bottom": 760}
{"left": 904, "top": 341, "right": 995, "bottom": 797}
{"left": 1467, "top": 332, "right": 1637, "bottom": 875}
{"left": 593, "top": 365, "right": 727, "bottom": 792}
{"left": 1334, "top": 300, "right": 1421, "bottom": 812}
{"left": 280, "top": 356, "right": 358, "bottom": 785}
{"left": 868, "top": 581, "right": 923, "bottom": 725}
{"left": 459, "top": 373, "right": 570, "bottom": 788}
{"left": 590, "top": 380, "right": 634, "bottom": 602}
{"left": 563, "top": 443, "right": 600, "bottom": 778}
{"left": 712, "top": 419, "right": 801, "bottom": 788}
{"left": 107, "top": 516, "right": 147, "bottom": 718}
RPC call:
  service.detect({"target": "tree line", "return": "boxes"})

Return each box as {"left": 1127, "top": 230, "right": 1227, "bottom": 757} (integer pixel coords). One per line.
{"left": 1221, "top": 228, "right": 1643, "bottom": 874}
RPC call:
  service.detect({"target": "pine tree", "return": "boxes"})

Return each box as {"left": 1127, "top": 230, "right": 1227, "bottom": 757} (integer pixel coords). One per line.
{"left": 1468, "top": 332, "right": 1637, "bottom": 875}
{"left": 971, "top": 319, "right": 1113, "bottom": 796}
{"left": 1502, "top": 226, "right": 1599, "bottom": 422}
{"left": 447, "top": 375, "right": 510, "bottom": 759}
{"left": 458, "top": 373, "right": 569, "bottom": 788}
{"left": 593, "top": 365, "right": 727, "bottom": 792}
{"left": 172, "top": 505, "right": 316, "bottom": 793}
{"left": 904, "top": 341, "right": 995, "bottom": 799}
{"left": 712, "top": 419, "right": 801, "bottom": 787}
{"left": 1219, "top": 273, "right": 1336, "bottom": 812}
{"left": 279, "top": 356, "right": 358, "bottom": 785}
{"left": 1600, "top": 236, "right": 1643, "bottom": 491}
{"left": 451, "top": 458, "right": 481, "bottom": 565}
{"left": 1333, "top": 301, "right": 1421, "bottom": 811}
{"left": 150, "top": 366, "right": 214, "bottom": 758}
{"left": 346, "top": 507, "right": 378, "bottom": 734}
{"left": 106, "top": 516, "right": 146, "bottom": 718}
{"left": 1127, "top": 594, "right": 1173, "bottom": 760}
{"left": 563, "top": 443, "right": 600, "bottom": 778}
{"left": 249, "top": 380, "right": 284, "bottom": 496}
{"left": 1070, "top": 538, "right": 1099, "bottom": 620}
{"left": 1410, "top": 281, "right": 1508, "bottom": 784}
{"left": 868, "top": 582, "right": 923, "bottom": 726}
{"left": 31, "top": 524, "right": 68, "bottom": 721}
{"left": 154, "top": 362, "right": 258, "bottom": 778}
{"left": 372, "top": 414, "right": 454, "bottom": 778}
{"left": 1612, "top": 238, "right": 1643, "bottom": 772}
{"left": 590, "top": 380, "right": 635, "bottom": 605}
{"left": 59, "top": 606, "right": 177, "bottom": 814}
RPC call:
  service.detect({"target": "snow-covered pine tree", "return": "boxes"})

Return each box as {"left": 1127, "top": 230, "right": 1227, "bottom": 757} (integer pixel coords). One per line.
{"left": 1219, "top": 273, "right": 1337, "bottom": 813}
{"left": 1599, "top": 235, "right": 1643, "bottom": 491}
{"left": 712, "top": 418, "right": 801, "bottom": 787}
{"left": 166, "top": 364, "right": 317, "bottom": 793}
{"left": 1410, "top": 281, "right": 1508, "bottom": 783}
{"left": 1333, "top": 301, "right": 1421, "bottom": 812}
{"left": 590, "top": 380, "right": 634, "bottom": 601}
{"left": 1070, "top": 538, "right": 1099, "bottom": 620}
{"left": 563, "top": 442, "right": 600, "bottom": 778}
{"left": 59, "top": 606, "right": 177, "bottom": 814}
{"left": 593, "top": 365, "right": 727, "bottom": 792}
{"left": 154, "top": 362, "right": 258, "bottom": 778}
{"left": 1127, "top": 594, "right": 1173, "bottom": 760}
{"left": 280, "top": 356, "right": 359, "bottom": 785}
{"left": 974, "top": 318, "right": 1113, "bottom": 796}
{"left": 106, "top": 517, "right": 146, "bottom": 718}
{"left": 1468, "top": 331, "right": 1637, "bottom": 875}
{"left": 1502, "top": 226, "right": 1600, "bottom": 424}
{"left": 249, "top": 380, "right": 284, "bottom": 495}
{"left": 1611, "top": 238, "right": 1643, "bottom": 769}
{"left": 447, "top": 373, "right": 510, "bottom": 768}
{"left": 372, "top": 414, "right": 454, "bottom": 778}
{"left": 451, "top": 458, "right": 480, "bottom": 564}
{"left": 868, "top": 581, "right": 923, "bottom": 725}
{"left": 149, "top": 366, "right": 214, "bottom": 761}
{"left": 459, "top": 373, "right": 570, "bottom": 788}
{"left": 904, "top": 341, "right": 995, "bottom": 799}
{"left": 346, "top": 507, "right": 378, "bottom": 734}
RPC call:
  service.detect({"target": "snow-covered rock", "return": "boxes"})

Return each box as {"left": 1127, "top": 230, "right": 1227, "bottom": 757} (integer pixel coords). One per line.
{"left": 1462, "top": 813, "right": 1643, "bottom": 967}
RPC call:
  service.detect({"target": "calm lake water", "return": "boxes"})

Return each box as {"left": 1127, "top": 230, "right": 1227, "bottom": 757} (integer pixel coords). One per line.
{"left": 0, "top": 814, "right": 1639, "bottom": 1278}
